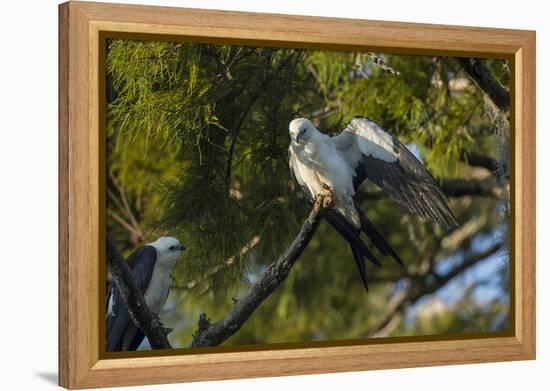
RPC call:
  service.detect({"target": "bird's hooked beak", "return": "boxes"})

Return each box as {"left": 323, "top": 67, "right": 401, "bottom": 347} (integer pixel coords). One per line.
{"left": 177, "top": 244, "right": 186, "bottom": 251}
{"left": 294, "top": 133, "right": 302, "bottom": 143}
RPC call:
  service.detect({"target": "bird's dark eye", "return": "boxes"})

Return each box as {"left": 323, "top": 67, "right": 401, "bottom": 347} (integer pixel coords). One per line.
{"left": 169, "top": 245, "right": 175, "bottom": 250}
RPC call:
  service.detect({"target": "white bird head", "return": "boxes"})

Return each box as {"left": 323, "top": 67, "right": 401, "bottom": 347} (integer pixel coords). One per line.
{"left": 148, "top": 236, "right": 186, "bottom": 268}
{"left": 289, "top": 118, "right": 315, "bottom": 143}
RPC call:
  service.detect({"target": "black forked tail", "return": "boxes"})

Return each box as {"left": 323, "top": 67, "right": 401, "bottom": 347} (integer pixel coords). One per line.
{"left": 349, "top": 244, "right": 369, "bottom": 292}
{"left": 324, "top": 206, "right": 405, "bottom": 293}
{"left": 325, "top": 209, "right": 382, "bottom": 292}
{"left": 354, "top": 201, "right": 403, "bottom": 266}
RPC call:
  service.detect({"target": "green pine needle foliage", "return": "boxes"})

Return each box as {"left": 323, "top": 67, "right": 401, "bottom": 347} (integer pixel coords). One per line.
{"left": 106, "top": 38, "right": 510, "bottom": 345}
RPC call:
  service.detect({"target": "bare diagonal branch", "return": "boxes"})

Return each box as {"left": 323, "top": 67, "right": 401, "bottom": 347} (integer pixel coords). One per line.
{"left": 191, "top": 194, "right": 329, "bottom": 347}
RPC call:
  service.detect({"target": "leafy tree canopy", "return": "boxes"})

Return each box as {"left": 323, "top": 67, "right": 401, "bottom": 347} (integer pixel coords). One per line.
{"left": 106, "top": 39, "right": 510, "bottom": 347}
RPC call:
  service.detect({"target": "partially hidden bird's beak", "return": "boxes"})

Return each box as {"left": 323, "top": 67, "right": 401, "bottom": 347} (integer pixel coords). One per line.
{"left": 294, "top": 133, "right": 301, "bottom": 143}
{"left": 178, "top": 244, "right": 186, "bottom": 251}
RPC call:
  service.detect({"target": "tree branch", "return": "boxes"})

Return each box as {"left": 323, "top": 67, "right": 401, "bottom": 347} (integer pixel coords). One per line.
{"left": 107, "top": 170, "right": 144, "bottom": 244}
{"left": 362, "top": 241, "right": 502, "bottom": 338}
{"left": 107, "top": 209, "right": 143, "bottom": 242}
{"left": 458, "top": 58, "right": 510, "bottom": 112}
{"left": 191, "top": 194, "right": 330, "bottom": 347}
{"left": 439, "top": 177, "right": 502, "bottom": 198}
{"left": 106, "top": 232, "right": 172, "bottom": 349}
{"left": 438, "top": 241, "right": 499, "bottom": 285}
{"left": 460, "top": 151, "right": 497, "bottom": 172}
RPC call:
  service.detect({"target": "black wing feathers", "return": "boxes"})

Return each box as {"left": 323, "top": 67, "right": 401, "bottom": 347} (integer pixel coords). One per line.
{"left": 106, "top": 245, "right": 157, "bottom": 352}
{"left": 127, "top": 329, "right": 146, "bottom": 351}
{"left": 126, "top": 245, "right": 158, "bottom": 281}
{"left": 106, "top": 284, "right": 131, "bottom": 352}
{"left": 360, "top": 137, "right": 458, "bottom": 230}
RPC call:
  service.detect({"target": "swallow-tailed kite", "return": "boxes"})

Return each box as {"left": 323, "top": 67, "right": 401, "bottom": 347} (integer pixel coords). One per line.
{"left": 288, "top": 116, "right": 457, "bottom": 291}
{"left": 106, "top": 236, "right": 185, "bottom": 351}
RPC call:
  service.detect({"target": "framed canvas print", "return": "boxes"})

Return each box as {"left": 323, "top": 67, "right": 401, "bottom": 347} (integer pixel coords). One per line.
{"left": 58, "top": 1, "right": 536, "bottom": 389}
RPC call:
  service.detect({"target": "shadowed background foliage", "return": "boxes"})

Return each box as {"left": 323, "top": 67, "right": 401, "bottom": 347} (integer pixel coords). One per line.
{"left": 106, "top": 38, "right": 510, "bottom": 348}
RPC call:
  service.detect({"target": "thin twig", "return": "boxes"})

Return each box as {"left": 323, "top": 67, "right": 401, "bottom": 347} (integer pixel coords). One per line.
{"left": 107, "top": 170, "right": 144, "bottom": 241}
{"left": 173, "top": 235, "right": 261, "bottom": 291}
{"left": 225, "top": 50, "right": 298, "bottom": 192}
{"left": 107, "top": 210, "right": 143, "bottom": 240}
{"left": 114, "top": 176, "right": 143, "bottom": 236}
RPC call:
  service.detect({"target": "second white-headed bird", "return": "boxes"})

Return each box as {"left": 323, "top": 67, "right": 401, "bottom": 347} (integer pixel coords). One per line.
{"left": 288, "top": 116, "right": 457, "bottom": 291}
{"left": 106, "top": 236, "right": 186, "bottom": 351}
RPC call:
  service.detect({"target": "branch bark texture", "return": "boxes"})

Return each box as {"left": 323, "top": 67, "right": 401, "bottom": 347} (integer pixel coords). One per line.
{"left": 458, "top": 58, "right": 510, "bottom": 112}
{"left": 439, "top": 177, "right": 502, "bottom": 198}
{"left": 191, "top": 194, "right": 329, "bottom": 347}
{"left": 106, "top": 232, "right": 172, "bottom": 349}
{"left": 460, "top": 151, "right": 497, "bottom": 172}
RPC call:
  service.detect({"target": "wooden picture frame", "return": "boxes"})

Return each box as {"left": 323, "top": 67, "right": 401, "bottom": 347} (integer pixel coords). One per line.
{"left": 58, "top": 1, "right": 536, "bottom": 388}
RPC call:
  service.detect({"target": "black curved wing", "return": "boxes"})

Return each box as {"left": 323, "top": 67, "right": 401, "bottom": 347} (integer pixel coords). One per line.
{"left": 337, "top": 117, "right": 458, "bottom": 230}
{"left": 359, "top": 141, "right": 458, "bottom": 230}
{"left": 106, "top": 245, "right": 157, "bottom": 352}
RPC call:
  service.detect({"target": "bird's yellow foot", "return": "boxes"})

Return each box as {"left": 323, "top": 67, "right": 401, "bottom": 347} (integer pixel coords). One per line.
{"left": 323, "top": 189, "right": 335, "bottom": 208}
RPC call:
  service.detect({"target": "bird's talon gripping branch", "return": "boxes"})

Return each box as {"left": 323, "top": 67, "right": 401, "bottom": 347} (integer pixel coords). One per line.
{"left": 323, "top": 190, "right": 335, "bottom": 208}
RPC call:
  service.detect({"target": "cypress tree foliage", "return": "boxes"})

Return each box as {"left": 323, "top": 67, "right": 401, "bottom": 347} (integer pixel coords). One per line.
{"left": 106, "top": 39, "right": 510, "bottom": 347}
